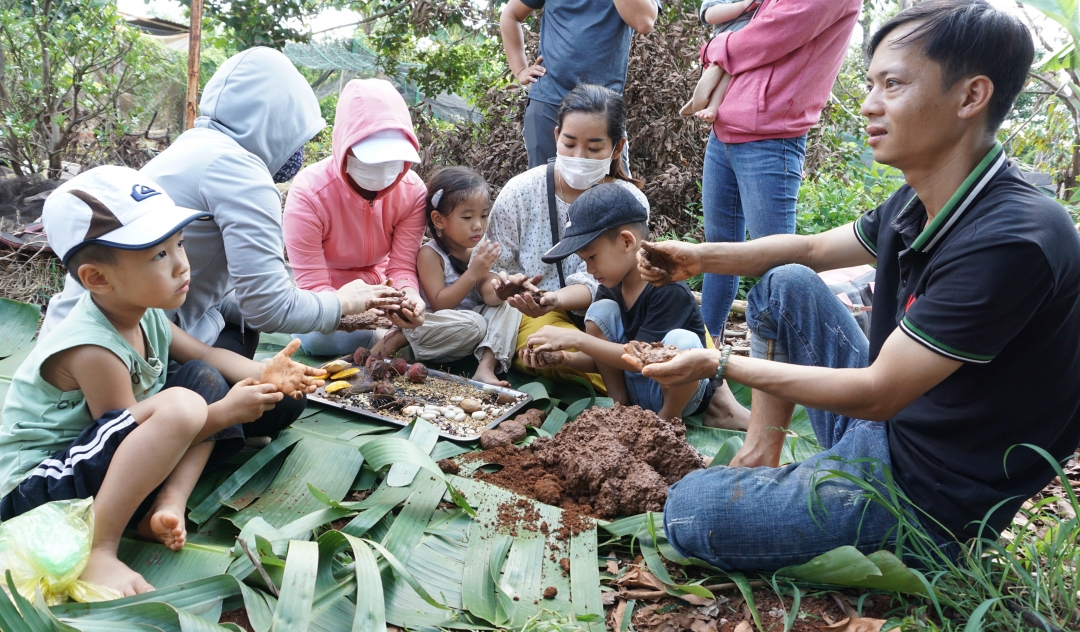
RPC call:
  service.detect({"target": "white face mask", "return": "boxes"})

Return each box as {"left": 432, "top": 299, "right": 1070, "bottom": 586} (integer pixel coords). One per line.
{"left": 346, "top": 155, "right": 404, "bottom": 192}
{"left": 556, "top": 151, "right": 613, "bottom": 190}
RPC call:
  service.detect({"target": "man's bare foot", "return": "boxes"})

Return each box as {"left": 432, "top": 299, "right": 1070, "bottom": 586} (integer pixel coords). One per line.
{"left": 371, "top": 328, "right": 407, "bottom": 358}
{"left": 473, "top": 365, "right": 510, "bottom": 387}
{"left": 137, "top": 502, "right": 187, "bottom": 551}
{"left": 703, "top": 381, "right": 750, "bottom": 430}
{"left": 695, "top": 108, "right": 718, "bottom": 123}
{"left": 81, "top": 549, "right": 154, "bottom": 597}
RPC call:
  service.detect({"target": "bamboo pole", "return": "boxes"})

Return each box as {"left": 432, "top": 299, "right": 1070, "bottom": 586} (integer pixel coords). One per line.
{"left": 184, "top": 0, "right": 203, "bottom": 130}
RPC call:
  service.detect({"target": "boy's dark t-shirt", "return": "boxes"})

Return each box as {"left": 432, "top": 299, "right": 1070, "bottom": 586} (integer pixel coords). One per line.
{"left": 854, "top": 144, "right": 1080, "bottom": 540}
{"left": 596, "top": 281, "right": 708, "bottom": 346}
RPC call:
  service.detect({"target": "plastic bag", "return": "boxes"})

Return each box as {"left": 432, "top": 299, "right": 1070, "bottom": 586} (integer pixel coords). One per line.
{"left": 0, "top": 497, "right": 122, "bottom": 605}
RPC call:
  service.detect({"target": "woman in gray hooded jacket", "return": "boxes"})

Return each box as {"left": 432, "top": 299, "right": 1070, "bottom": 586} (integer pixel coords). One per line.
{"left": 39, "top": 48, "right": 395, "bottom": 434}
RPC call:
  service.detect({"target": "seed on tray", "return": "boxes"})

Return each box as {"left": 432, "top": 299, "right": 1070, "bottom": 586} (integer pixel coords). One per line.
{"left": 460, "top": 398, "right": 483, "bottom": 414}
{"left": 472, "top": 411, "right": 487, "bottom": 421}
{"left": 325, "top": 381, "right": 351, "bottom": 394}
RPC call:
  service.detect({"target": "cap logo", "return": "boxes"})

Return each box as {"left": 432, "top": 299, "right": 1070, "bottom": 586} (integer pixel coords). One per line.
{"left": 130, "top": 184, "right": 161, "bottom": 202}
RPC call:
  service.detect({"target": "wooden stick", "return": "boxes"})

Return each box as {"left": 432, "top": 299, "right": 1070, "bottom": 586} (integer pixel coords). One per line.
{"left": 238, "top": 537, "right": 280, "bottom": 597}
{"left": 184, "top": 0, "right": 203, "bottom": 130}
{"left": 616, "top": 579, "right": 766, "bottom": 601}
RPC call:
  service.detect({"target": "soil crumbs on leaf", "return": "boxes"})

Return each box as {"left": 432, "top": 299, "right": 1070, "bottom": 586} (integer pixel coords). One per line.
{"left": 473, "top": 404, "right": 705, "bottom": 519}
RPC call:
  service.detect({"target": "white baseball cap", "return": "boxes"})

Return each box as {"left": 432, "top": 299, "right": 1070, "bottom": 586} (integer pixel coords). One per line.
{"left": 350, "top": 129, "right": 421, "bottom": 165}
{"left": 43, "top": 165, "right": 210, "bottom": 265}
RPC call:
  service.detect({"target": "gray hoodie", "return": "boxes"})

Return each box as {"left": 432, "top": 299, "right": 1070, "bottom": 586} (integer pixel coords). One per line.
{"left": 42, "top": 48, "right": 340, "bottom": 345}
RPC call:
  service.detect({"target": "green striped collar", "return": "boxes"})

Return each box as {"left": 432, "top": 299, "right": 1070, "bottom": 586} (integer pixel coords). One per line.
{"left": 910, "top": 142, "right": 1007, "bottom": 252}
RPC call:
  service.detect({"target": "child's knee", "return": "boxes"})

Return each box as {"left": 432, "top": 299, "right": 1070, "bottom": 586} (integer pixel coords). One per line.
{"left": 149, "top": 388, "right": 208, "bottom": 435}
{"left": 584, "top": 299, "right": 621, "bottom": 341}
{"left": 662, "top": 329, "right": 704, "bottom": 351}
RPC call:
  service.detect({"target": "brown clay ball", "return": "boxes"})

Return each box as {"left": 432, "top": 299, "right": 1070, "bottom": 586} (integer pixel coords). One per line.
{"left": 515, "top": 409, "right": 546, "bottom": 427}
{"left": 389, "top": 357, "right": 408, "bottom": 376}
{"left": 365, "top": 353, "right": 384, "bottom": 368}
{"left": 496, "top": 392, "right": 517, "bottom": 405}
{"left": 437, "top": 458, "right": 460, "bottom": 475}
{"left": 353, "top": 346, "right": 370, "bottom": 366}
{"left": 480, "top": 429, "right": 511, "bottom": 450}
{"left": 543, "top": 586, "right": 557, "bottom": 599}
{"left": 369, "top": 361, "right": 389, "bottom": 380}
{"left": 407, "top": 362, "right": 428, "bottom": 383}
{"left": 499, "top": 420, "right": 526, "bottom": 443}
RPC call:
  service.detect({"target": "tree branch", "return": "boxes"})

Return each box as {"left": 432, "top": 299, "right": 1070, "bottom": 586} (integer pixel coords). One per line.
{"left": 309, "top": 0, "right": 416, "bottom": 35}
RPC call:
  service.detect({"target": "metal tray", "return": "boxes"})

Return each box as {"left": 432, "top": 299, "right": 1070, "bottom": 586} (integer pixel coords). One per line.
{"left": 309, "top": 361, "right": 532, "bottom": 442}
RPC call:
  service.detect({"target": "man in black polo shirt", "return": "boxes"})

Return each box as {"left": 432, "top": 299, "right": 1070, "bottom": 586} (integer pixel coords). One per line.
{"left": 627, "top": 0, "right": 1080, "bottom": 570}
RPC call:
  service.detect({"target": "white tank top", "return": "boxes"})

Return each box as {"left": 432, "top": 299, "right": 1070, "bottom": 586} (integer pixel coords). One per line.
{"left": 422, "top": 239, "right": 482, "bottom": 311}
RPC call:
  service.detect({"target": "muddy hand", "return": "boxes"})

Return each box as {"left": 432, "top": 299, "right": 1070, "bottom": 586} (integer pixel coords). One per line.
{"left": 261, "top": 339, "right": 324, "bottom": 399}
{"left": 638, "top": 241, "right": 700, "bottom": 285}
{"left": 621, "top": 343, "right": 646, "bottom": 373}
{"left": 636, "top": 348, "right": 720, "bottom": 387}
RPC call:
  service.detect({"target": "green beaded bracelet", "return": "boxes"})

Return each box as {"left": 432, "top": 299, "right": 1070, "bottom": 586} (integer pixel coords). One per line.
{"left": 715, "top": 345, "right": 733, "bottom": 382}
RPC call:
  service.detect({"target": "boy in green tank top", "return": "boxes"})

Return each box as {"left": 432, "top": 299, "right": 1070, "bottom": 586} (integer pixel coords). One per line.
{"left": 0, "top": 166, "right": 327, "bottom": 597}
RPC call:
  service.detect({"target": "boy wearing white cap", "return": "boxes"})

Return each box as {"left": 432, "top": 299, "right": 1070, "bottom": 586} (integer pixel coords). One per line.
{"left": 0, "top": 166, "right": 325, "bottom": 596}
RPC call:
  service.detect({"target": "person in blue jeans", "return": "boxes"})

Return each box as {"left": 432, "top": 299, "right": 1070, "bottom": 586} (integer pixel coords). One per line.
{"left": 521, "top": 183, "right": 718, "bottom": 422}
{"left": 631, "top": 1, "right": 1080, "bottom": 570}
{"left": 696, "top": 0, "right": 862, "bottom": 431}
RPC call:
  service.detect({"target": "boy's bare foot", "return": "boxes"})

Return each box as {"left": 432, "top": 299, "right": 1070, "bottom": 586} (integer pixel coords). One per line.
{"left": 137, "top": 501, "right": 187, "bottom": 551}
{"left": 703, "top": 382, "right": 750, "bottom": 430}
{"left": 695, "top": 108, "right": 718, "bottom": 123}
{"left": 371, "top": 328, "right": 407, "bottom": 358}
{"left": 81, "top": 549, "right": 154, "bottom": 597}
{"left": 473, "top": 365, "right": 510, "bottom": 387}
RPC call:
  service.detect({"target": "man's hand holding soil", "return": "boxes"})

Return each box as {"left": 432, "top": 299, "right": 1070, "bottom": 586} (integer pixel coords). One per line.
{"left": 335, "top": 279, "right": 405, "bottom": 315}
{"left": 261, "top": 339, "right": 327, "bottom": 399}
{"left": 383, "top": 290, "right": 427, "bottom": 330}
{"left": 637, "top": 241, "right": 703, "bottom": 286}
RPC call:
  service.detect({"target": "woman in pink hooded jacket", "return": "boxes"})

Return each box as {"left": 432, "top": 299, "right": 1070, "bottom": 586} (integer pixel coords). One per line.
{"left": 284, "top": 79, "right": 437, "bottom": 356}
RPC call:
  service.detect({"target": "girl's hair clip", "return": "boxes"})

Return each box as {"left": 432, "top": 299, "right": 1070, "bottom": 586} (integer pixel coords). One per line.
{"left": 430, "top": 189, "right": 444, "bottom": 208}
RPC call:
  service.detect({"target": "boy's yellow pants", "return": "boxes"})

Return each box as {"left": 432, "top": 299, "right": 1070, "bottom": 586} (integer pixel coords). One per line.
{"left": 512, "top": 310, "right": 716, "bottom": 396}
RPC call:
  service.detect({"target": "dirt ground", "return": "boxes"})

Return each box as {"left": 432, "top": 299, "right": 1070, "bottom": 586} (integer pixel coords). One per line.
{"left": 628, "top": 589, "right": 893, "bottom": 632}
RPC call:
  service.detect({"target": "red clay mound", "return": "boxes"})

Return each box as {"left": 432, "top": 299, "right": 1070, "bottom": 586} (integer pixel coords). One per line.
{"left": 474, "top": 404, "right": 705, "bottom": 519}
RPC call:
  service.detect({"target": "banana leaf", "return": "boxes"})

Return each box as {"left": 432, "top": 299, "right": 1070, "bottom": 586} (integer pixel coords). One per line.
{"left": 0, "top": 298, "right": 39, "bottom": 359}
{"left": 229, "top": 437, "right": 364, "bottom": 529}
{"left": 118, "top": 540, "right": 234, "bottom": 589}
{"left": 776, "top": 546, "right": 928, "bottom": 595}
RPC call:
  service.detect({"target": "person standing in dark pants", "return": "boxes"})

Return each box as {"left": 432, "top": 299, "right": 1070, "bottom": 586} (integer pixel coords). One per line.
{"left": 697, "top": 0, "right": 861, "bottom": 429}
{"left": 500, "top": 0, "right": 657, "bottom": 169}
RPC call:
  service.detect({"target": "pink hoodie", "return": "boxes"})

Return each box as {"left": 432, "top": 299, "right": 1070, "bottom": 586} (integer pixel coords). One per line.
{"left": 284, "top": 79, "right": 427, "bottom": 293}
{"left": 703, "top": 0, "right": 861, "bottom": 144}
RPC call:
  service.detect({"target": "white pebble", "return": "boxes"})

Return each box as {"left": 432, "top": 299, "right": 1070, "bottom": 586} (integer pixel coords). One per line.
{"left": 471, "top": 411, "right": 487, "bottom": 421}
{"left": 450, "top": 396, "right": 463, "bottom": 402}
{"left": 454, "top": 412, "right": 466, "bottom": 422}
{"left": 402, "top": 406, "right": 418, "bottom": 416}
{"left": 420, "top": 412, "right": 438, "bottom": 421}
{"left": 482, "top": 384, "right": 497, "bottom": 393}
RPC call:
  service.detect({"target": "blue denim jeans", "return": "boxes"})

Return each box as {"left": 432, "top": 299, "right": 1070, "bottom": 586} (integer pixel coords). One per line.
{"left": 665, "top": 265, "right": 953, "bottom": 571}
{"left": 293, "top": 329, "right": 377, "bottom": 357}
{"left": 585, "top": 299, "right": 709, "bottom": 416}
{"left": 701, "top": 133, "right": 806, "bottom": 333}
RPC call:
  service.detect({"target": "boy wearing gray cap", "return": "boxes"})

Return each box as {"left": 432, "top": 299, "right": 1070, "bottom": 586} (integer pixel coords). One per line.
{"left": 0, "top": 167, "right": 324, "bottom": 596}
{"left": 522, "top": 183, "right": 716, "bottom": 421}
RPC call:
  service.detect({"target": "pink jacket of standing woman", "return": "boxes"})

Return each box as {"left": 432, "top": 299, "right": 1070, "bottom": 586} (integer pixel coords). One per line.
{"left": 701, "top": 0, "right": 861, "bottom": 143}
{"left": 284, "top": 79, "right": 427, "bottom": 294}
